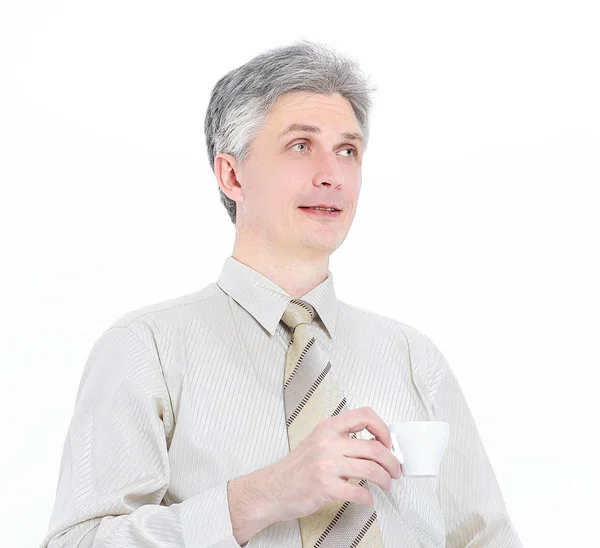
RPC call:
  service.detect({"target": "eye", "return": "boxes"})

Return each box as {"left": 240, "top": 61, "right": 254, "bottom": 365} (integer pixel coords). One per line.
{"left": 291, "top": 141, "right": 358, "bottom": 158}
{"left": 339, "top": 147, "right": 358, "bottom": 157}
{"left": 291, "top": 142, "right": 308, "bottom": 152}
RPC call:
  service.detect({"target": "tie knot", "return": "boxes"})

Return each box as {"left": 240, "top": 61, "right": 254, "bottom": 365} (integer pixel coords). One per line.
{"left": 281, "top": 299, "right": 315, "bottom": 330}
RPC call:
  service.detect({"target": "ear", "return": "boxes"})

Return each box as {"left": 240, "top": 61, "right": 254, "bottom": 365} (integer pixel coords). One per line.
{"left": 215, "top": 153, "right": 243, "bottom": 204}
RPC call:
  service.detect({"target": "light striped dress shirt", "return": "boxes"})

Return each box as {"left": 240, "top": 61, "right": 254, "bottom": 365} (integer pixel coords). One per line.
{"left": 40, "top": 255, "right": 523, "bottom": 548}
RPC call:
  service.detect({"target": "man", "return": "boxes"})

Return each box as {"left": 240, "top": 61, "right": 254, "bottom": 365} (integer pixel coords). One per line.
{"left": 41, "top": 40, "right": 523, "bottom": 547}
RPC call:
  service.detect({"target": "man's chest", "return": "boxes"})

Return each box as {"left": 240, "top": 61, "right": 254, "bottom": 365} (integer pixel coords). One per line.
{"left": 163, "top": 320, "right": 429, "bottom": 496}
{"left": 156, "top": 319, "right": 445, "bottom": 547}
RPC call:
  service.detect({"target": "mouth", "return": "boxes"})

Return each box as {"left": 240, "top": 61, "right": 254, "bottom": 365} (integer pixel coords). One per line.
{"left": 299, "top": 206, "right": 342, "bottom": 218}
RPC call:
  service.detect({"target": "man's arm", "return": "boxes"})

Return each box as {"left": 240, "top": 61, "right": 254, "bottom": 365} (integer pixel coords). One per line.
{"left": 425, "top": 339, "right": 524, "bottom": 548}
{"left": 39, "top": 325, "right": 248, "bottom": 548}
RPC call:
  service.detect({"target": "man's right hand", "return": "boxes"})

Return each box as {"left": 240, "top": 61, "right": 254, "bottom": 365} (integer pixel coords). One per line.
{"left": 227, "top": 406, "right": 403, "bottom": 544}
{"left": 263, "top": 406, "right": 403, "bottom": 522}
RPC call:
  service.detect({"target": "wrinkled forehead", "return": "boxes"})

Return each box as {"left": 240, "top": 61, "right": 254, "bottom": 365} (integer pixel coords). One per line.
{"left": 264, "top": 91, "right": 363, "bottom": 143}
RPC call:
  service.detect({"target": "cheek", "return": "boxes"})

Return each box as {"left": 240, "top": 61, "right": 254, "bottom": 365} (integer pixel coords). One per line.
{"left": 268, "top": 169, "right": 304, "bottom": 207}
{"left": 255, "top": 180, "right": 291, "bottom": 223}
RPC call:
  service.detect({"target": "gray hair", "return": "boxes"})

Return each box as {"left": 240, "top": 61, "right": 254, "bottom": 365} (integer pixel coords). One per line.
{"left": 204, "top": 39, "right": 377, "bottom": 225}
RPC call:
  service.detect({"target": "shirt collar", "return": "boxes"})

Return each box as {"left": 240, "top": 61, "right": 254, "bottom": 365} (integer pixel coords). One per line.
{"left": 216, "top": 255, "right": 338, "bottom": 338}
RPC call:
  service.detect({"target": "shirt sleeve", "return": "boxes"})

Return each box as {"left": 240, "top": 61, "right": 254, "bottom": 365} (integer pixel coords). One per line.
{"left": 39, "top": 325, "right": 246, "bottom": 548}
{"left": 426, "top": 339, "right": 524, "bottom": 548}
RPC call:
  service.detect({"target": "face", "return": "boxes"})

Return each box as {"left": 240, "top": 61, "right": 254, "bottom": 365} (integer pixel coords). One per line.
{"left": 218, "top": 91, "right": 364, "bottom": 260}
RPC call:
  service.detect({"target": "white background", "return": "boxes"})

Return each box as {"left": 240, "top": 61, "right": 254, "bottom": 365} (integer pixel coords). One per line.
{"left": 1, "top": 1, "right": 598, "bottom": 546}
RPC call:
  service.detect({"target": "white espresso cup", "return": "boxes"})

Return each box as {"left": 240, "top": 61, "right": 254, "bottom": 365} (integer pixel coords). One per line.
{"left": 387, "top": 421, "right": 450, "bottom": 477}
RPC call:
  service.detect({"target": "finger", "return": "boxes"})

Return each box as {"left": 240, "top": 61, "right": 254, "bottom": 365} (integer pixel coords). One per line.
{"left": 337, "top": 455, "right": 392, "bottom": 492}
{"left": 342, "top": 437, "right": 402, "bottom": 479}
{"left": 331, "top": 406, "right": 393, "bottom": 450}
{"left": 331, "top": 478, "right": 374, "bottom": 507}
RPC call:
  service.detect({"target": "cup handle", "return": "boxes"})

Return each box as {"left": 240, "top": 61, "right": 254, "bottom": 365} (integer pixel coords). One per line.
{"left": 389, "top": 432, "right": 404, "bottom": 464}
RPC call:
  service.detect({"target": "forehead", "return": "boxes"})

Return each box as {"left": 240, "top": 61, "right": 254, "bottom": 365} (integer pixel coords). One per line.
{"left": 264, "top": 91, "right": 363, "bottom": 141}
{"left": 267, "top": 91, "right": 358, "bottom": 125}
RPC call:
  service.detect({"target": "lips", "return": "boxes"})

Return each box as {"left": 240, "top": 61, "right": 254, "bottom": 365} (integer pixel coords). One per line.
{"left": 299, "top": 207, "right": 342, "bottom": 218}
{"left": 299, "top": 206, "right": 342, "bottom": 211}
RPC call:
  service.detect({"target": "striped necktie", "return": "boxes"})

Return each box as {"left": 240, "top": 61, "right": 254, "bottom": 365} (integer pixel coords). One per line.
{"left": 281, "top": 298, "right": 385, "bottom": 547}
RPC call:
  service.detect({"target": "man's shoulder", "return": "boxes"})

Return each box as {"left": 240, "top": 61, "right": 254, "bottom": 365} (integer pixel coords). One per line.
{"left": 339, "top": 300, "right": 450, "bottom": 385}
{"left": 338, "top": 300, "right": 432, "bottom": 344}
{"left": 107, "top": 282, "right": 224, "bottom": 332}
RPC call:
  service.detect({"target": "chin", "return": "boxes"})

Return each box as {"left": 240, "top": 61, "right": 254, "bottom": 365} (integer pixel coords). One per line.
{"left": 300, "top": 237, "right": 342, "bottom": 254}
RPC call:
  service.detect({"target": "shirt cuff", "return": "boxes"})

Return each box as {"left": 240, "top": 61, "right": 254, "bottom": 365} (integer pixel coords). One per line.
{"left": 179, "top": 480, "right": 247, "bottom": 547}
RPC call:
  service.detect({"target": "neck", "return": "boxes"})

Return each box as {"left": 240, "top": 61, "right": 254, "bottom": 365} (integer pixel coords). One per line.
{"left": 232, "top": 233, "right": 330, "bottom": 299}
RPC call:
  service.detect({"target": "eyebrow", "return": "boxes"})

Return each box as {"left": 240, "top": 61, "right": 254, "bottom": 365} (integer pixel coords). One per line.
{"left": 277, "top": 123, "right": 364, "bottom": 145}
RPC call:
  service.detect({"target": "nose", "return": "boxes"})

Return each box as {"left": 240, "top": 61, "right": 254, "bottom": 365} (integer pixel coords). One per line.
{"left": 312, "top": 151, "right": 344, "bottom": 188}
